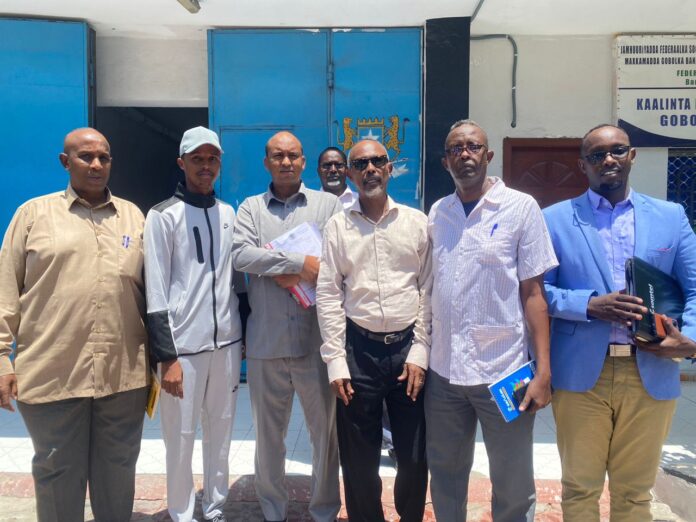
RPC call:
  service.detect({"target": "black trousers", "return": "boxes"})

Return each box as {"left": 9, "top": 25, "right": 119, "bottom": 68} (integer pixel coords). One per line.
{"left": 337, "top": 321, "right": 428, "bottom": 522}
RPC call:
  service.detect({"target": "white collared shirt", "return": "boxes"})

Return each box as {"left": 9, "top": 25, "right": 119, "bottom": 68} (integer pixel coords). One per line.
{"left": 316, "top": 196, "right": 432, "bottom": 382}
{"left": 322, "top": 185, "right": 356, "bottom": 209}
{"left": 428, "top": 178, "right": 558, "bottom": 385}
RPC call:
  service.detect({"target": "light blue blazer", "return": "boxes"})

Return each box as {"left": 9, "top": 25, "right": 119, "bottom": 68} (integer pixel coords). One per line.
{"left": 543, "top": 190, "right": 696, "bottom": 400}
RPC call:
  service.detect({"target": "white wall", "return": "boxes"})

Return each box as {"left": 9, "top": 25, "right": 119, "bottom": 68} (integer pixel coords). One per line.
{"left": 469, "top": 35, "right": 669, "bottom": 198}
{"left": 96, "top": 37, "right": 208, "bottom": 107}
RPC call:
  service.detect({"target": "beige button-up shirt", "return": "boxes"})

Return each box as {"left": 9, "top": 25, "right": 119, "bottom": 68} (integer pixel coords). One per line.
{"left": 316, "top": 197, "right": 432, "bottom": 382}
{"left": 0, "top": 185, "right": 148, "bottom": 404}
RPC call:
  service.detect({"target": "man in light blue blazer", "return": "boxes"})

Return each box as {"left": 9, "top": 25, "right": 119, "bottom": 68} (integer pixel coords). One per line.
{"left": 543, "top": 124, "right": 696, "bottom": 522}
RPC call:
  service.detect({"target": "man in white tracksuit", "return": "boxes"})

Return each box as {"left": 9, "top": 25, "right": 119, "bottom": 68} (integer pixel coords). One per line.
{"left": 144, "top": 127, "right": 243, "bottom": 522}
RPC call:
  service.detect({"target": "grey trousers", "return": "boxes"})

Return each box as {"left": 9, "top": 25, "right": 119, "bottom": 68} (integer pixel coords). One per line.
{"left": 247, "top": 350, "right": 341, "bottom": 522}
{"left": 425, "top": 370, "right": 536, "bottom": 522}
{"left": 18, "top": 387, "right": 148, "bottom": 522}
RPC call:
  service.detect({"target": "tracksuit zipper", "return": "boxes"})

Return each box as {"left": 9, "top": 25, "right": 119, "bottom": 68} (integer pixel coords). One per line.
{"left": 203, "top": 207, "right": 219, "bottom": 349}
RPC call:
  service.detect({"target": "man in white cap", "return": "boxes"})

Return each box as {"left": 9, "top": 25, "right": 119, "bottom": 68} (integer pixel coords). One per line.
{"left": 144, "top": 126, "right": 244, "bottom": 522}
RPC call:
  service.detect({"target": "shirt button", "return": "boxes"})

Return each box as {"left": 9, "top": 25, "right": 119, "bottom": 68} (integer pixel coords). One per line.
{"left": 99, "top": 277, "right": 105, "bottom": 282}
{"left": 97, "top": 252, "right": 103, "bottom": 257}
{"left": 97, "top": 303, "right": 103, "bottom": 309}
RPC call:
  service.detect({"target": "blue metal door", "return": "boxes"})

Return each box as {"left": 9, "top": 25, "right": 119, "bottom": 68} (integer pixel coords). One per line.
{"left": 209, "top": 30, "right": 330, "bottom": 207}
{"left": 209, "top": 28, "right": 422, "bottom": 208}
{"left": 332, "top": 29, "right": 422, "bottom": 207}
{"left": 0, "top": 18, "right": 93, "bottom": 231}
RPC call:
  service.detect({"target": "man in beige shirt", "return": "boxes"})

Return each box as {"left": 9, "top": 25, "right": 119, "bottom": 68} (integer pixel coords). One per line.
{"left": 316, "top": 139, "right": 431, "bottom": 522}
{"left": 0, "top": 128, "right": 149, "bottom": 522}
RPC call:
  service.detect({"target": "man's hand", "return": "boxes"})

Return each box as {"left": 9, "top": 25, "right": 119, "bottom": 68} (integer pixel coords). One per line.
{"left": 0, "top": 374, "right": 18, "bottom": 412}
{"left": 518, "top": 373, "right": 551, "bottom": 413}
{"left": 161, "top": 360, "right": 184, "bottom": 398}
{"left": 398, "top": 363, "right": 425, "bottom": 401}
{"left": 299, "top": 255, "right": 320, "bottom": 284}
{"left": 272, "top": 274, "right": 301, "bottom": 289}
{"left": 588, "top": 292, "right": 647, "bottom": 325}
{"left": 331, "top": 378, "right": 354, "bottom": 406}
{"left": 637, "top": 315, "right": 696, "bottom": 359}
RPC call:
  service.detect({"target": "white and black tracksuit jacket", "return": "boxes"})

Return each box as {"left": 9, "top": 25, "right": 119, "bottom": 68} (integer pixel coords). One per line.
{"left": 144, "top": 183, "right": 243, "bottom": 362}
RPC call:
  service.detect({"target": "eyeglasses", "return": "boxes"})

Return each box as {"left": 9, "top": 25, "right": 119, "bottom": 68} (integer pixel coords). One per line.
{"left": 584, "top": 146, "right": 631, "bottom": 165}
{"left": 445, "top": 143, "right": 486, "bottom": 157}
{"left": 320, "top": 161, "right": 346, "bottom": 170}
{"left": 350, "top": 155, "right": 389, "bottom": 171}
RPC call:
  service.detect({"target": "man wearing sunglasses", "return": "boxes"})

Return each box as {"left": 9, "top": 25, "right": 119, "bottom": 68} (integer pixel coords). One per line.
{"left": 317, "top": 146, "right": 356, "bottom": 209}
{"left": 316, "top": 139, "right": 431, "bottom": 522}
{"left": 543, "top": 124, "right": 696, "bottom": 521}
{"left": 426, "top": 119, "right": 558, "bottom": 522}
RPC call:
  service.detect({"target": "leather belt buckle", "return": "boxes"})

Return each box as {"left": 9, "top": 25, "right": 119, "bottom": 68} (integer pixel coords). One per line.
{"left": 383, "top": 333, "right": 401, "bottom": 344}
{"left": 608, "top": 344, "right": 634, "bottom": 357}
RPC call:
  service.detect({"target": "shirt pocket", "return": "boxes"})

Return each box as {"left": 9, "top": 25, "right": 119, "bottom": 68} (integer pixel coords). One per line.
{"left": 477, "top": 230, "right": 515, "bottom": 265}
{"left": 468, "top": 323, "right": 523, "bottom": 374}
{"left": 117, "top": 236, "right": 143, "bottom": 280}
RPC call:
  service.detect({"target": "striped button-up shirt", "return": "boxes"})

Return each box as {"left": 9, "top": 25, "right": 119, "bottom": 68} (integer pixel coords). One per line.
{"left": 587, "top": 188, "right": 635, "bottom": 344}
{"left": 231, "top": 183, "right": 342, "bottom": 359}
{"left": 428, "top": 178, "right": 558, "bottom": 385}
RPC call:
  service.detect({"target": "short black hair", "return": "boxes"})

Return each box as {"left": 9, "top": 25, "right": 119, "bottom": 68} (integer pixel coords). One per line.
{"left": 581, "top": 124, "right": 631, "bottom": 154}
{"left": 317, "top": 146, "right": 347, "bottom": 165}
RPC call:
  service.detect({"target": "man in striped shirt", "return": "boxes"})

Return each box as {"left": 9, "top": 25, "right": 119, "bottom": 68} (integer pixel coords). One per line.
{"left": 426, "top": 120, "right": 558, "bottom": 522}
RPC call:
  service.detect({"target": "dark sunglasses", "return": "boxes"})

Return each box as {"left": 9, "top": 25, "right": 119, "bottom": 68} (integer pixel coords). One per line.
{"left": 584, "top": 146, "right": 631, "bottom": 165}
{"left": 445, "top": 143, "right": 486, "bottom": 157}
{"left": 320, "top": 161, "right": 346, "bottom": 170}
{"left": 350, "top": 155, "right": 389, "bottom": 171}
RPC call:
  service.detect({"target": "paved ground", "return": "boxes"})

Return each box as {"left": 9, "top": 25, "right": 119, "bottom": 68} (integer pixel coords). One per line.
{"left": 0, "top": 378, "right": 694, "bottom": 521}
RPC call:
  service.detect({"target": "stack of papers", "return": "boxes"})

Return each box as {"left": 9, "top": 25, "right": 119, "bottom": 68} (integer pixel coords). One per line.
{"left": 264, "top": 222, "right": 323, "bottom": 308}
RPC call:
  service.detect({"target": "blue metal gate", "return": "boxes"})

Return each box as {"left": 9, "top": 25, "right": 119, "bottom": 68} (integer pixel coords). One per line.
{"left": 0, "top": 18, "right": 93, "bottom": 231}
{"left": 209, "top": 28, "right": 422, "bottom": 208}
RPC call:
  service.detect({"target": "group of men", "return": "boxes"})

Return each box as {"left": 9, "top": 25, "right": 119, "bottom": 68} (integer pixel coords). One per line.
{"left": 0, "top": 119, "right": 694, "bottom": 522}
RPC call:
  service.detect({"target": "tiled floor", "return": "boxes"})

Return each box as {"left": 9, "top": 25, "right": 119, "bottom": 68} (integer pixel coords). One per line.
{"left": 1, "top": 382, "right": 695, "bottom": 481}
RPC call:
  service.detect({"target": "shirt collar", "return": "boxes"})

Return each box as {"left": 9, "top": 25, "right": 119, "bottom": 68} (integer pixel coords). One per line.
{"left": 348, "top": 195, "right": 398, "bottom": 223}
{"left": 65, "top": 184, "right": 116, "bottom": 211}
{"left": 263, "top": 182, "right": 309, "bottom": 206}
{"left": 446, "top": 176, "right": 505, "bottom": 209}
{"left": 587, "top": 187, "right": 634, "bottom": 210}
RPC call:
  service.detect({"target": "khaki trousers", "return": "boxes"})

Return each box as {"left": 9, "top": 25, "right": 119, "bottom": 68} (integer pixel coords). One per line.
{"left": 553, "top": 356, "right": 676, "bottom": 522}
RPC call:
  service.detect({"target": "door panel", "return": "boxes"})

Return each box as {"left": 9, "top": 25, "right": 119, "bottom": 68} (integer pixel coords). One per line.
{"left": 209, "top": 30, "right": 330, "bottom": 202}
{"left": 0, "top": 18, "right": 92, "bottom": 230}
{"left": 209, "top": 28, "right": 422, "bottom": 209}
{"left": 332, "top": 29, "right": 422, "bottom": 208}
{"left": 503, "top": 138, "right": 587, "bottom": 208}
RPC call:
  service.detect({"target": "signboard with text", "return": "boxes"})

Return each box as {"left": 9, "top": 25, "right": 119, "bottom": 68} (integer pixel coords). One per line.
{"left": 616, "top": 34, "right": 696, "bottom": 148}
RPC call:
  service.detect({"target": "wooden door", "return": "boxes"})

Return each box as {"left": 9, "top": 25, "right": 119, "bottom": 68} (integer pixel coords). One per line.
{"left": 503, "top": 138, "right": 587, "bottom": 208}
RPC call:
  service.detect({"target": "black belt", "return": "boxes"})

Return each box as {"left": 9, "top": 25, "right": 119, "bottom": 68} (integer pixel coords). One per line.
{"left": 347, "top": 319, "right": 414, "bottom": 345}
{"left": 607, "top": 344, "right": 637, "bottom": 357}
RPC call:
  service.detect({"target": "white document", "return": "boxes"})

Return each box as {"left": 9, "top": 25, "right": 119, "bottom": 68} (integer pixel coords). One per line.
{"left": 264, "top": 222, "right": 323, "bottom": 308}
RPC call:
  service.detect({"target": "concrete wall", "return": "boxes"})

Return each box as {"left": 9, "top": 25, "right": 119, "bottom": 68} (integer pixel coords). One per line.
{"left": 95, "top": 33, "right": 670, "bottom": 198}
{"left": 97, "top": 37, "right": 208, "bottom": 107}
{"left": 469, "top": 34, "right": 668, "bottom": 197}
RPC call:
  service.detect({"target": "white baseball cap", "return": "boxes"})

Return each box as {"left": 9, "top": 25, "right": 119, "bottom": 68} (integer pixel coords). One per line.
{"left": 179, "top": 126, "right": 223, "bottom": 156}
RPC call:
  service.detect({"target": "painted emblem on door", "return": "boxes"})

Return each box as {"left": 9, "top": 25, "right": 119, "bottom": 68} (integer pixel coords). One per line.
{"left": 337, "top": 115, "right": 409, "bottom": 177}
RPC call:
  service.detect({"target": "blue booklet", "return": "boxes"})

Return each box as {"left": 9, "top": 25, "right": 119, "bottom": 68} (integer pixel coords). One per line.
{"left": 488, "top": 360, "right": 536, "bottom": 423}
